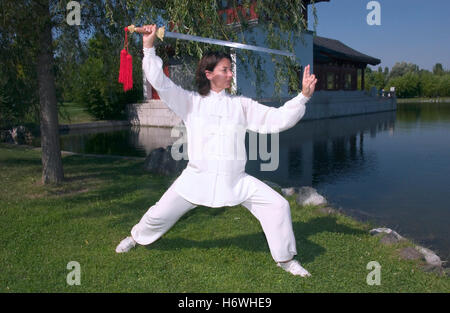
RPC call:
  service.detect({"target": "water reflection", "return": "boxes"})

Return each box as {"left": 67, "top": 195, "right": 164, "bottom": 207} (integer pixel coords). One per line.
{"left": 59, "top": 126, "right": 179, "bottom": 157}
{"left": 245, "top": 111, "right": 396, "bottom": 188}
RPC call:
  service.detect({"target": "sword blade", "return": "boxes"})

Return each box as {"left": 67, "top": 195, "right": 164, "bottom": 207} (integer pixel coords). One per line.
{"left": 164, "top": 31, "right": 295, "bottom": 58}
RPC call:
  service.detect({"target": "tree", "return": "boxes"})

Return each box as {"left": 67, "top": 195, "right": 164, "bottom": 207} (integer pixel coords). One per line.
{"left": 433, "top": 63, "right": 444, "bottom": 76}
{"left": 1, "top": 0, "right": 141, "bottom": 184}
{"left": 386, "top": 72, "right": 420, "bottom": 98}
{"left": 73, "top": 33, "right": 142, "bottom": 119}
{"left": 364, "top": 67, "right": 386, "bottom": 92}
{"left": 389, "top": 61, "right": 419, "bottom": 79}
{"left": 0, "top": 2, "right": 40, "bottom": 129}
{"left": 418, "top": 71, "right": 439, "bottom": 97}
{"left": 1, "top": 0, "right": 65, "bottom": 183}
{"left": 36, "top": 1, "right": 64, "bottom": 183}
{"left": 437, "top": 74, "right": 450, "bottom": 97}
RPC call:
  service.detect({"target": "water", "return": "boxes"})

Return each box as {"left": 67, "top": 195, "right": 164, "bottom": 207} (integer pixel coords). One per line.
{"left": 43, "top": 102, "right": 450, "bottom": 262}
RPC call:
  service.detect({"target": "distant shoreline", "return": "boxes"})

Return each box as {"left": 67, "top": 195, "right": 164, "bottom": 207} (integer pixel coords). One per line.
{"left": 397, "top": 97, "right": 450, "bottom": 103}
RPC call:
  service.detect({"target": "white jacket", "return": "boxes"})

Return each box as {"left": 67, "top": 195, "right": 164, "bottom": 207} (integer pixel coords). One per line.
{"left": 143, "top": 47, "right": 310, "bottom": 207}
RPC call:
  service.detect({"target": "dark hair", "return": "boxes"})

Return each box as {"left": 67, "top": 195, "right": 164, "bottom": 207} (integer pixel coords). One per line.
{"left": 195, "top": 51, "right": 232, "bottom": 96}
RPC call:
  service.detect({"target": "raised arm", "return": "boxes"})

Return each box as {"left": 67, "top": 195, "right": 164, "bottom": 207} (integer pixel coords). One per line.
{"left": 142, "top": 24, "right": 193, "bottom": 121}
{"left": 242, "top": 64, "right": 317, "bottom": 133}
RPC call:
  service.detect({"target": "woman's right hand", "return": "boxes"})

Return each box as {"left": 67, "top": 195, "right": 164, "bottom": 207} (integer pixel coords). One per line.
{"left": 143, "top": 24, "right": 157, "bottom": 48}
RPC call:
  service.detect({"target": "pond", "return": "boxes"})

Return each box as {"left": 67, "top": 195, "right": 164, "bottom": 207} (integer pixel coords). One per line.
{"left": 40, "top": 102, "right": 450, "bottom": 262}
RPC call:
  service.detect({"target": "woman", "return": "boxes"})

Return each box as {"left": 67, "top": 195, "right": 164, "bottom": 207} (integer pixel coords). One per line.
{"left": 116, "top": 24, "right": 317, "bottom": 277}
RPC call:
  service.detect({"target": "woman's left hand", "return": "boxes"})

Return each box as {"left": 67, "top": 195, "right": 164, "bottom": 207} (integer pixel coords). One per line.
{"left": 302, "top": 64, "right": 317, "bottom": 98}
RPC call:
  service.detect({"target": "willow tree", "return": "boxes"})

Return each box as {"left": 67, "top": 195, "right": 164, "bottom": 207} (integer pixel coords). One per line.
{"left": 1, "top": 0, "right": 138, "bottom": 184}
{"left": 108, "top": 0, "right": 317, "bottom": 96}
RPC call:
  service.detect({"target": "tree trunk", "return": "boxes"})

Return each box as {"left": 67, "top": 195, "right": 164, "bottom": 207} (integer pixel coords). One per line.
{"left": 37, "top": 1, "right": 64, "bottom": 184}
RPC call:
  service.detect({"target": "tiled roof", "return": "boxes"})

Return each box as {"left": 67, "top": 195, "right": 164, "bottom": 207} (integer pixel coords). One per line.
{"left": 314, "top": 35, "right": 381, "bottom": 65}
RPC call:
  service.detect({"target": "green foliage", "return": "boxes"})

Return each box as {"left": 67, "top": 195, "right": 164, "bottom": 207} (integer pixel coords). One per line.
{"left": 438, "top": 74, "right": 450, "bottom": 97}
{"left": 0, "top": 7, "right": 40, "bottom": 129}
{"left": 71, "top": 34, "right": 143, "bottom": 120}
{"left": 125, "top": 0, "right": 315, "bottom": 97}
{"left": 386, "top": 72, "right": 420, "bottom": 98}
{"left": 418, "top": 71, "right": 440, "bottom": 98}
{"left": 365, "top": 62, "right": 449, "bottom": 98}
{"left": 433, "top": 63, "right": 444, "bottom": 76}
{"left": 365, "top": 69, "right": 386, "bottom": 92}
{"left": 389, "top": 62, "right": 420, "bottom": 79}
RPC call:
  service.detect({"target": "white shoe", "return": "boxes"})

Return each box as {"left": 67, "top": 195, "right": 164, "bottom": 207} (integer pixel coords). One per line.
{"left": 115, "top": 236, "right": 136, "bottom": 253}
{"left": 277, "top": 260, "right": 311, "bottom": 277}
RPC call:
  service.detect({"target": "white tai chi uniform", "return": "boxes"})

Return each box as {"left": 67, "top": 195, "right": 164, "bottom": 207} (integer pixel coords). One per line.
{"left": 131, "top": 47, "right": 310, "bottom": 262}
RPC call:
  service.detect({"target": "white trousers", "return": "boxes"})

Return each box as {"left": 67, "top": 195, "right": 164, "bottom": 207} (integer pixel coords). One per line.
{"left": 130, "top": 176, "right": 297, "bottom": 263}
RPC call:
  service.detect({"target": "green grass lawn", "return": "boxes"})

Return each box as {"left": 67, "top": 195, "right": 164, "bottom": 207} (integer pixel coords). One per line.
{"left": 0, "top": 143, "right": 448, "bottom": 292}
{"left": 58, "top": 102, "right": 101, "bottom": 125}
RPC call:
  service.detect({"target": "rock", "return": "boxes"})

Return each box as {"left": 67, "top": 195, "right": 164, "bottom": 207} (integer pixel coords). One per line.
{"left": 379, "top": 233, "right": 401, "bottom": 245}
{"left": 421, "top": 264, "right": 445, "bottom": 277}
{"left": 144, "top": 145, "right": 187, "bottom": 176}
{"left": 398, "top": 247, "right": 423, "bottom": 260}
{"left": 295, "top": 187, "right": 327, "bottom": 206}
{"left": 415, "top": 246, "right": 442, "bottom": 267}
{"left": 145, "top": 147, "right": 165, "bottom": 170}
{"left": 369, "top": 228, "right": 405, "bottom": 241}
{"left": 281, "top": 187, "right": 298, "bottom": 197}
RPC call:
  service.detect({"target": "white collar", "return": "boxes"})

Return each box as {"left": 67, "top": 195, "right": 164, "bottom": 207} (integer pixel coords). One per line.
{"left": 208, "top": 89, "right": 227, "bottom": 98}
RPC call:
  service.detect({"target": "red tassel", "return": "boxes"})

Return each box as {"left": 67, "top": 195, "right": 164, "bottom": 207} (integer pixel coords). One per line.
{"left": 118, "top": 27, "right": 133, "bottom": 91}
{"left": 124, "top": 53, "right": 133, "bottom": 91}
{"left": 118, "top": 48, "right": 127, "bottom": 84}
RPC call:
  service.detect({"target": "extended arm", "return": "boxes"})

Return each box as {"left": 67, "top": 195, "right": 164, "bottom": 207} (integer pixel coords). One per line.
{"left": 142, "top": 24, "right": 192, "bottom": 121}
{"left": 242, "top": 93, "right": 310, "bottom": 133}
{"left": 243, "top": 64, "right": 317, "bottom": 133}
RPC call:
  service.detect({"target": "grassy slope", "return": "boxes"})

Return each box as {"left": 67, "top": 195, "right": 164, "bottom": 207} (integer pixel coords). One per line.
{"left": 0, "top": 144, "right": 448, "bottom": 292}
{"left": 58, "top": 102, "right": 100, "bottom": 125}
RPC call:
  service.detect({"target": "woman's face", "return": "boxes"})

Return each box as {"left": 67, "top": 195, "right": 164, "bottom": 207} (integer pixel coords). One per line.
{"left": 205, "top": 58, "right": 233, "bottom": 92}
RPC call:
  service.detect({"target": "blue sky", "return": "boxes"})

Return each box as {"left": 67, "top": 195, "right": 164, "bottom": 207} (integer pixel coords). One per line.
{"left": 308, "top": 0, "right": 450, "bottom": 71}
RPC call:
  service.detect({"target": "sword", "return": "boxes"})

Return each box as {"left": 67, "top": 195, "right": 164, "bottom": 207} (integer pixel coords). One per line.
{"left": 126, "top": 25, "right": 295, "bottom": 58}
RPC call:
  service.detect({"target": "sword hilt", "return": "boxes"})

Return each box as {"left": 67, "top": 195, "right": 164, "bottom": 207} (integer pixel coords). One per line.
{"left": 126, "top": 25, "right": 165, "bottom": 41}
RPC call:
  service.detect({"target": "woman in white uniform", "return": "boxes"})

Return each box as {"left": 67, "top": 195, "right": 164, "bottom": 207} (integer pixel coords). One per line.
{"left": 116, "top": 24, "right": 317, "bottom": 277}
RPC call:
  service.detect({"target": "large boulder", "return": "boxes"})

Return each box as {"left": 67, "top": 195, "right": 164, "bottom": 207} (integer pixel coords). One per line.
{"left": 415, "top": 246, "right": 442, "bottom": 267}
{"left": 295, "top": 186, "right": 327, "bottom": 206}
{"left": 398, "top": 247, "right": 423, "bottom": 260}
{"left": 281, "top": 186, "right": 327, "bottom": 206}
{"left": 369, "top": 227, "right": 405, "bottom": 241}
